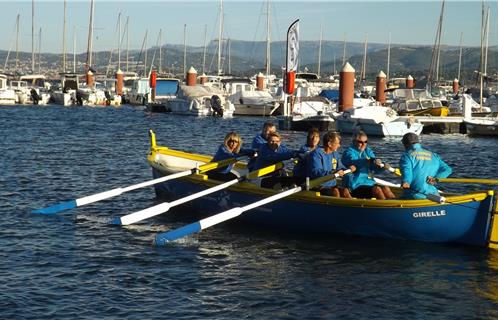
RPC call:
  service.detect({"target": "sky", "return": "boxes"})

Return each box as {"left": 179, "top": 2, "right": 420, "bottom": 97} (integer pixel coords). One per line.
{"left": 1, "top": 0, "right": 497, "bottom": 54}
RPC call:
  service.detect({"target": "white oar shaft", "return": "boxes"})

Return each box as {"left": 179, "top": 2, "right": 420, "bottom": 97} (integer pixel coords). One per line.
{"left": 121, "top": 170, "right": 193, "bottom": 193}
{"left": 169, "top": 179, "right": 239, "bottom": 208}
{"left": 117, "top": 179, "right": 240, "bottom": 225}
{"left": 76, "top": 188, "right": 125, "bottom": 206}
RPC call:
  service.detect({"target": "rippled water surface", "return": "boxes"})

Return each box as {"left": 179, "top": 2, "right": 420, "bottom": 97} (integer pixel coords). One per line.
{"left": 1, "top": 105, "right": 498, "bottom": 319}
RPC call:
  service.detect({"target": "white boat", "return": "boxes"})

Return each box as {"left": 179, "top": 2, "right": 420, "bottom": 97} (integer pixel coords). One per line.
{"left": 50, "top": 73, "right": 81, "bottom": 106}
{"left": 464, "top": 118, "right": 498, "bottom": 136}
{"left": 449, "top": 94, "right": 491, "bottom": 116}
{"left": 223, "top": 78, "right": 279, "bottom": 116}
{"left": 125, "top": 78, "right": 151, "bottom": 106}
{"left": 163, "top": 84, "right": 234, "bottom": 117}
{"left": 0, "top": 74, "right": 17, "bottom": 105}
{"left": 146, "top": 78, "right": 179, "bottom": 112}
{"left": 19, "top": 74, "right": 51, "bottom": 104}
{"left": 334, "top": 104, "right": 423, "bottom": 137}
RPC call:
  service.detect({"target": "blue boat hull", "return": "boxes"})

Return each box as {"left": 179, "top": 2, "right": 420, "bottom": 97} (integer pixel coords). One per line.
{"left": 152, "top": 168, "right": 495, "bottom": 247}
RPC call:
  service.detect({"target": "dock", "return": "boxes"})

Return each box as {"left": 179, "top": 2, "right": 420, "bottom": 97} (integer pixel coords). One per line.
{"left": 398, "top": 116, "right": 467, "bottom": 134}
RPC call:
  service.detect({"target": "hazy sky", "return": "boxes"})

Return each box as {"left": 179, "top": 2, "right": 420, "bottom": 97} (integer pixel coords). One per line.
{"left": 1, "top": 0, "right": 496, "bottom": 54}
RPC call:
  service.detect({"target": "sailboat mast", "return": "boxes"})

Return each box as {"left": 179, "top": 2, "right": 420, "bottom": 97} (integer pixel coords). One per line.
{"left": 228, "top": 38, "right": 231, "bottom": 75}
{"left": 73, "top": 26, "right": 76, "bottom": 73}
{"left": 484, "top": 7, "right": 490, "bottom": 77}
{"left": 360, "top": 34, "right": 368, "bottom": 85}
{"left": 317, "top": 24, "right": 322, "bottom": 77}
{"left": 15, "top": 14, "right": 20, "bottom": 71}
{"left": 144, "top": 30, "right": 148, "bottom": 76}
{"left": 218, "top": 0, "right": 223, "bottom": 76}
{"left": 32, "top": 0, "right": 35, "bottom": 73}
{"left": 126, "top": 16, "right": 130, "bottom": 72}
{"left": 62, "top": 0, "right": 67, "bottom": 73}
{"left": 86, "top": 0, "right": 95, "bottom": 70}
{"left": 202, "top": 24, "right": 207, "bottom": 74}
{"left": 386, "top": 32, "right": 391, "bottom": 81}
{"left": 118, "top": 12, "right": 122, "bottom": 71}
{"left": 457, "top": 32, "right": 463, "bottom": 81}
{"left": 159, "top": 29, "right": 162, "bottom": 74}
{"left": 183, "top": 24, "right": 187, "bottom": 77}
{"left": 38, "top": 27, "right": 41, "bottom": 73}
{"left": 265, "top": 0, "right": 271, "bottom": 77}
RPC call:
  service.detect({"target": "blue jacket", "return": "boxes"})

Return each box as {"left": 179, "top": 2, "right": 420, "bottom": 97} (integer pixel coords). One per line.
{"left": 292, "top": 145, "right": 313, "bottom": 178}
{"left": 212, "top": 145, "right": 253, "bottom": 174}
{"left": 307, "top": 147, "right": 346, "bottom": 187}
{"left": 399, "top": 143, "right": 452, "bottom": 199}
{"left": 253, "top": 143, "right": 296, "bottom": 174}
{"left": 341, "top": 145, "right": 383, "bottom": 190}
{"left": 251, "top": 133, "right": 267, "bottom": 150}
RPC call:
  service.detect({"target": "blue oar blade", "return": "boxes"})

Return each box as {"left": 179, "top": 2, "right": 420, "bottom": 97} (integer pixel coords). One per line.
{"left": 31, "top": 200, "right": 77, "bottom": 215}
{"left": 109, "top": 217, "right": 123, "bottom": 225}
{"left": 154, "top": 222, "right": 202, "bottom": 246}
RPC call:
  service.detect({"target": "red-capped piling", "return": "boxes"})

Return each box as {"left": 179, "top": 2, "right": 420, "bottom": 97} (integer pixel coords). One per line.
{"left": 285, "top": 71, "right": 295, "bottom": 95}
{"left": 406, "top": 75, "right": 414, "bottom": 89}
{"left": 200, "top": 73, "right": 207, "bottom": 85}
{"left": 187, "top": 67, "right": 197, "bottom": 86}
{"left": 256, "top": 72, "right": 265, "bottom": 91}
{"left": 375, "top": 71, "right": 386, "bottom": 105}
{"left": 150, "top": 70, "right": 157, "bottom": 101}
{"left": 86, "top": 70, "right": 94, "bottom": 88}
{"left": 453, "top": 78, "right": 459, "bottom": 94}
{"left": 339, "top": 62, "right": 355, "bottom": 111}
{"left": 116, "top": 69, "right": 124, "bottom": 96}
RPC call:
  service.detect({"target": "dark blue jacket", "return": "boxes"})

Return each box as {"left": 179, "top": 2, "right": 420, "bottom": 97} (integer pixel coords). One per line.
{"left": 253, "top": 144, "right": 296, "bottom": 174}
{"left": 212, "top": 144, "right": 253, "bottom": 174}
{"left": 307, "top": 147, "right": 346, "bottom": 187}
{"left": 292, "top": 145, "right": 314, "bottom": 178}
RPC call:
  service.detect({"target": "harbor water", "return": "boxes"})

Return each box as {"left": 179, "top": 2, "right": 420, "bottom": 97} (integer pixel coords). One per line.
{"left": 1, "top": 104, "right": 498, "bottom": 319}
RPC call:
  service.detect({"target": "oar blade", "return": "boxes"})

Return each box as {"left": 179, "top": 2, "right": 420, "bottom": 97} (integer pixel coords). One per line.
{"left": 31, "top": 200, "right": 77, "bottom": 215}
{"left": 154, "top": 221, "right": 202, "bottom": 245}
{"left": 154, "top": 207, "right": 244, "bottom": 245}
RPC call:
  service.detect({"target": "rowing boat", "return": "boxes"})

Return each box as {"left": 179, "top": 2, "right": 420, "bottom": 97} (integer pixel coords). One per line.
{"left": 147, "top": 132, "right": 498, "bottom": 248}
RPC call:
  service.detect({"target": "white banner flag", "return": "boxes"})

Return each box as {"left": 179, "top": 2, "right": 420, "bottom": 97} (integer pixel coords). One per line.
{"left": 286, "top": 19, "right": 299, "bottom": 73}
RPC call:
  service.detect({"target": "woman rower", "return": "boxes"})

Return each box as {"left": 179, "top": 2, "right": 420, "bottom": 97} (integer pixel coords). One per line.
{"left": 207, "top": 132, "right": 255, "bottom": 181}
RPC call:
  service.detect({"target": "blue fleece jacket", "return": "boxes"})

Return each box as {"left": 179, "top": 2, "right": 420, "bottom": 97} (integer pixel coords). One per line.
{"left": 399, "top": 143, "right": 452, "bottom": 199}
{"left": 341, "top": 145, "right": 384, "bottom": 190}
{"left": 307, "top": 147, "right": 346, "bottom": 187}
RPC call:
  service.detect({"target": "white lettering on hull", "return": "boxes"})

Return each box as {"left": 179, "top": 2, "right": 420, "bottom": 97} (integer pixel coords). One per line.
{"left": 413, "top": 210, "right": 446, "bottom": 218}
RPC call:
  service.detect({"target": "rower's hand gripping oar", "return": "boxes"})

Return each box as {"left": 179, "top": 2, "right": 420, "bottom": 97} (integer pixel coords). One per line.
{"left": 111, "top": 161, "right": 286, "bottom": 225}
{"left": 153, "top": 169, "right": 351, "bottom": 245}
{"left": 375, "top": 162, "right": 446, "bottom": 203}
{"left": 31, "top": 157, "right": 243, "bottom": 215}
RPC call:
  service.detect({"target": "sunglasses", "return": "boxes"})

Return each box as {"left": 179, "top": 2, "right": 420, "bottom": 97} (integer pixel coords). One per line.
{"left": 356, "top": 140, "right": 368, "bottom": 144}
{"left": 228, "top": 139, "right": 239, "bottom": 144}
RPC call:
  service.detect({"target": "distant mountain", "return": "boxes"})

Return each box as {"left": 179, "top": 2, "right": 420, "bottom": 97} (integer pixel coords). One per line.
{"left": 0, "top": 39, "right": 496, "bottom": 85}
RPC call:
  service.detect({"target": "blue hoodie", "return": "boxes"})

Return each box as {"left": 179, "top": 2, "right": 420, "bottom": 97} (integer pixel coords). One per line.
{"left": 307, "top": 147, "right": 346, "bottom": 187}
{"left": 292, "top": 145, "right": 314, "bottom": 178}
{"left": 253, "top": 143, "right": 296, "bottom": 174}
{"left": 341, "top": 145, "right": 384, "bottom": 190}
{"left": 399, "top": 143, "right": 452, "bottom": 199}
{"left": 212, "top": 144, "right": 253, "bottom": 174}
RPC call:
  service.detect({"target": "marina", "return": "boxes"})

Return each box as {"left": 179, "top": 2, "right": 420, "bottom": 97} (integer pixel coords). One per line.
{"left": 2, "top": 0, "right": 498, "bottom": 318}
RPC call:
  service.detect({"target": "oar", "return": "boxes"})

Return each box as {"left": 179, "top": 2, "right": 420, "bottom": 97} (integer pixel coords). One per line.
{"left": 110, "top": 161, "right": 285, "bottom": 225}
{"left": 373, "top": 176, "right": 446, "bottom": 203}
{"left": 153, "top": 169, "right": 351, "bottom": 245}
{"left": 436, "top": 177, "right": 498, "bottom": 185}
{"left": 31, "top": 157, "right": 244, "bottom": 215}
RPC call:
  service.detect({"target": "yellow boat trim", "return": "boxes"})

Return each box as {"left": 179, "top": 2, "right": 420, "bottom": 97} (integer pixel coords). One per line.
{"left": 489, "top": 190, "right": 498, "bottom": 250}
